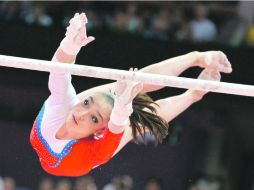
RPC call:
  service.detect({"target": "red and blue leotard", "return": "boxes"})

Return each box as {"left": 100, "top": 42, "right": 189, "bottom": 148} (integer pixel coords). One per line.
{"left": 30, "top": 110, "right": 123, "bottom": 176}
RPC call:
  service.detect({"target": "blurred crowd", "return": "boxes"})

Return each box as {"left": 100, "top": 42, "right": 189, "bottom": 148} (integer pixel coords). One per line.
{"left": 1, "top": 1, "right": 254, "bottom": 47}
{"left": 0, "top": 175, "right": 164, "bottom": 190}
{"left": 0, "top": 174, "right": 239, "bottom": 190}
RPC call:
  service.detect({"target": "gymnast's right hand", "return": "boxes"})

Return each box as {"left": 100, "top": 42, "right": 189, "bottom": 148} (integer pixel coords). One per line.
{"left": 60, "top": 12, "right": 95, "bottom": 55}
{"left": 110, "top": 69, "right": 143, "bottom": 128}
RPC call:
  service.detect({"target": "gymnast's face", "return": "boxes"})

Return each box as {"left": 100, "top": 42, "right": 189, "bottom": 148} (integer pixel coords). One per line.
{"left": 65, "top": 93, "right": 113, "bottom": 139}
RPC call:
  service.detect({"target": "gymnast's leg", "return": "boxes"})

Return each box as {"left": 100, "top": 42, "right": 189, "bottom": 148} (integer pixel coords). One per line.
{"left": 112, "top": 68, "right": 221, "bottom": 156}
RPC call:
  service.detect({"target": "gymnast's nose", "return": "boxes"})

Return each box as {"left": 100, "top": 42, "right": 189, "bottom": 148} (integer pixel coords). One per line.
{"left": 76, "top": 110, "right": 89, "bottom": 121}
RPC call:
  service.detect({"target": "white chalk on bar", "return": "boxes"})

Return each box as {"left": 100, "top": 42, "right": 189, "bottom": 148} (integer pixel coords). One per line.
{"left": 0, "top": 54, "right": 254, "bottom": 97}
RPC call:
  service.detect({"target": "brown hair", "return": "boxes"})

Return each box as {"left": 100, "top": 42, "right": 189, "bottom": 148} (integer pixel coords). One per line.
{"left": 100, "top": 92, "right": 169, "bottom": 145}
{"left": 131, "top": 93, "right": 169, "bottom": 144}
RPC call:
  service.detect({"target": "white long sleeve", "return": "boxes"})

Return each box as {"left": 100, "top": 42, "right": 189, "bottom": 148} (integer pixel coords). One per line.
{"left": 39, "top": 56, "right": 79, "bottom": 153}
{"left": 48, "top": 73, "right": 77, "bottom": 105}
{"left": 47, "top": 57, "right": 77, "bottom": 106}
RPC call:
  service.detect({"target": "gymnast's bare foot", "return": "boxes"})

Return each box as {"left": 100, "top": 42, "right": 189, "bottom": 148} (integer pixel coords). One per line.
{"left": 194, "top": 51, "right": 232, "bottom": 74}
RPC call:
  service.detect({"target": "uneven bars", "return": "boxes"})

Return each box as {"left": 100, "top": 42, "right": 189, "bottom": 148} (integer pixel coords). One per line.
{"left": 0, "top": 54, "right": 253, "bottom": 97}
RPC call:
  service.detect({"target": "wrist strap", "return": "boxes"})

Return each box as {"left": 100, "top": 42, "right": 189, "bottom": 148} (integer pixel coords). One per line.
{"left": 60, "top": 37, "right": 81, "bottom": 55}
{"left": 110, "top": 101, "right": 133, "bottom": 126}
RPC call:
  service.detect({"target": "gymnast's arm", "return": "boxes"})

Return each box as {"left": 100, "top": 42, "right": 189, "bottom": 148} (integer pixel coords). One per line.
{"left": 91, "top": 78, "right": 143, "bottom": 165}
{"left": 38, "top": 14, "right": 93, "bottom": 144}
{"left": 48, "top": 13, "right": 94, "bottom": 105}
{"left": 112, "top": 68, "right": 221, "bottom": 155}
{"left": 77, "top": 51, "right": 231, "bottom": 99}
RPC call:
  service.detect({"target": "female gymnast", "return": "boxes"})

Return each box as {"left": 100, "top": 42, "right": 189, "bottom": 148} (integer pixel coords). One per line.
{"left": 30, "top": 13, "right": 232, "bottom": 177}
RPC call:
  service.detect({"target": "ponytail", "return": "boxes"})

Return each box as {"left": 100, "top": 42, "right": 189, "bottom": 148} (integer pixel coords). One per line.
{"left": 130, "top": 93, "right": 169, "bottom": 145}
{"left": 100, "top": 92, "right": 169, "bottom": 145}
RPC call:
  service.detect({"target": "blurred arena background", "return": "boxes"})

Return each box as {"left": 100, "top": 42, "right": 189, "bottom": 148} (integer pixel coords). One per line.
{"left": 0, "top": 1, "right": 254, "bottom": 190}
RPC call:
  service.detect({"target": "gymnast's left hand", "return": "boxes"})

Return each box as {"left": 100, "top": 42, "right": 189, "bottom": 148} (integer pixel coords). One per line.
{"left": 188, "top": 68, "right": 221, "bottom": 102}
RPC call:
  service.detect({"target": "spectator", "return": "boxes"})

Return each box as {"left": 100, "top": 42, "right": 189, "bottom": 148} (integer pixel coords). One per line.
{"left": 85, "top": 9, "right": 101, "bottom": 31}
{"left": 103, "top": 175, "right": 133, "bottom": 190}
{"left": 125, "top": 3, "right": 144, "bottom": 33}
{"left": 246, "top": 26, "right": 254, "bottom": 46}
{"left": 172, "top": 8, "right": 189, "bottom": 41}
{"left": 23, "top": 2, "right": 53, "bottom": 27}
{"left": 55, "top": 179, "right": 72, "bottom": 190}
{"left": 3, "top": 177, "right": 16, "bottom": 190}
{"left": 114, "top": 10, "right": 127, "bottom": 31}
{"left": 237, "top": 1, "right": 254, "bottom": 27}
{"left": 187, "top": 184, "right": 199, "bottom": 190}
{"left": 144, "top": 178, "right": 163, "bottom": 190}
{"left": 111, "top": 3, "right": 144, "bottom": 33}
{"left": 74, "top": 176, "right": 97, "bottom": 190}
{"left": 0, "top": 2, "right": 21, "bottom": 22}
{"left": 237, "top": 1, "right": 254, "bottom": 46}
{"left": 145, "top": 8, "right": 171, "bottom": 41}
{"left": 37, "top": 178, "right": 54, "bottom": 190}
{"left": 189, "top": 4, "right": 217, "bottom": 42}
{"left": 195, "top": 178, "right": 221, "bottom": 190}
{"left": 0, "top": 177, "right": 4, "bottom": 190}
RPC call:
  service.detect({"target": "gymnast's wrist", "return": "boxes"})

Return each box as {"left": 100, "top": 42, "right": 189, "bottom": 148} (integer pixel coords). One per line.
{"left": 110, "top": 101, "right": 133, "bottom": 126}
{"left": 110, "top": 108, "right": 130, "bottom": 127}
{"left": 60, "top": 37, "right": 81, "bottom": 56}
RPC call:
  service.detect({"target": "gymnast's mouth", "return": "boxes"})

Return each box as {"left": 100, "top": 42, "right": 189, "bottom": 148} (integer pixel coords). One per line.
{"left": 72, "top": 115, "right": 78, "bottom": 125}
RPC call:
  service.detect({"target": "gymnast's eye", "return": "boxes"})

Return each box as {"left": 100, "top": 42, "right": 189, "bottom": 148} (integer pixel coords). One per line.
{"left": 91, "top": 115, "right": 98, "bottom": 123}
{"left": 83, "top": 99, "right": 89, "bottom": 105}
